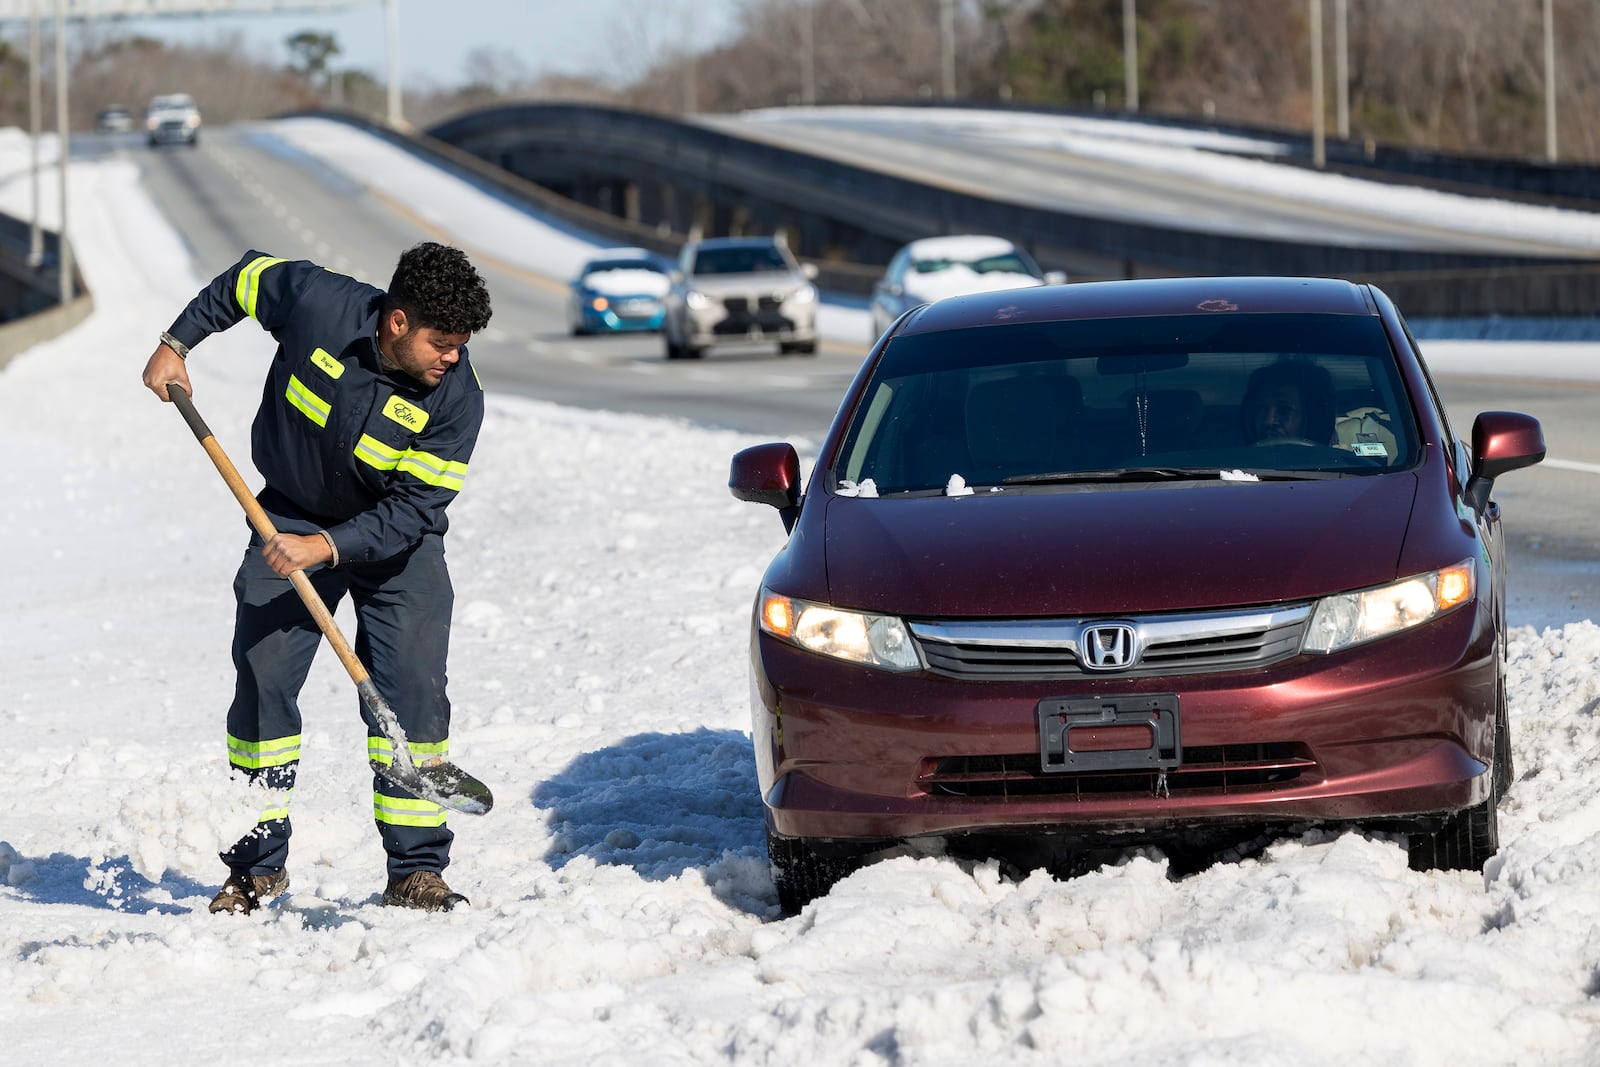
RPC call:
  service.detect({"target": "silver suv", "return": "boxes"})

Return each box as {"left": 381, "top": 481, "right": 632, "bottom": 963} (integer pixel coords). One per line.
{"left": 663, "top": 236, "right": 819, "bottom": 359}
{"left": 146, "top": 92, "right": 201, "bottom": 147}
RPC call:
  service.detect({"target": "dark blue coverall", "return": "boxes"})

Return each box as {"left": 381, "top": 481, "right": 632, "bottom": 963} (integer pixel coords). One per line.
{"left": 165, "top": 251, "right": 485, "bottom": 881}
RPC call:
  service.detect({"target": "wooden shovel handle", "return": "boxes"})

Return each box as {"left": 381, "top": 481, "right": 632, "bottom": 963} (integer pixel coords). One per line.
{"left": 168, "top": 384, "right": 371, "bottom": 687}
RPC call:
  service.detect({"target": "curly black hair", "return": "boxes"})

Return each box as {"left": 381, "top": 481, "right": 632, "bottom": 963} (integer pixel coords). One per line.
{"left": 384, "top": 242, "right": 492, "bottom": 335}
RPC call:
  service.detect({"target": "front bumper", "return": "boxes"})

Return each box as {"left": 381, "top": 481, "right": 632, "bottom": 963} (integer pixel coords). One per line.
{"left": 149, "top": 123, "right": 197, "bottom": 144}
{"left": 751, "top": 603, "right": 1497, "bottom": 842}
{"left": 582, "top": 300, "right": 664, "bottom": 332}
{"left": 684, "top": 298, "right": 816, "bottom": 348}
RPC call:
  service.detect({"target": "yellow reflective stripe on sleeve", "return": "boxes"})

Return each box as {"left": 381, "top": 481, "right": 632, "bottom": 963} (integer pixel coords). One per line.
{"left": 234, "top": 256, "right": 288, "bottom": 320}
{"left": 353, "top": 436, "right": 468, "bottom": 491}
{"left": 355, "top": 433, "right": 402, "bottom": 471}
{"left": 227, "top": 732, "right": 302, "bottom": 770}
{"left": 368, "top": 736, "right": 450, "bottom": 767}
{"left": 286, "top": 374, "right": 331, "bottom": 427}
{"left": 374, "top": 793, "right": 447, "bottom": 827}
{"left": 398, "top": 450, "right": 468, "bottom": 491}
{"left": 311, "top": 347, "right": 345, "bottom": 379}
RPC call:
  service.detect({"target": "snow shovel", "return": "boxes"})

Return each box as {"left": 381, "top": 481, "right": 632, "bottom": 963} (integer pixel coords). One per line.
{"left": 167, "top": 384, "right": 493, "bottom": 816}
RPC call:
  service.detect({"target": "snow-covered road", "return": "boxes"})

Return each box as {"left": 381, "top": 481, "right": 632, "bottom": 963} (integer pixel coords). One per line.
{"left": 3, "top": 116, "right": 1600, "bottom": 1066}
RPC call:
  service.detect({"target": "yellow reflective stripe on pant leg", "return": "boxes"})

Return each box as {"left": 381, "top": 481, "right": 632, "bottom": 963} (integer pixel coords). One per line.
{"left": 256, "top": 789, "right": 293, "bottom": 823}
{"left": 286, "top": 374, "right": 331, "bottom": 427}
{"left": 374, "top": 793, "right": 446, "bottom": 827}
{"left": 368, "top": 736, "right": 450, "bottom": 767}
{"left": 234, "top": 256, "right": 287, "bottom": 320}
{"left": 227, "top": 732, "right": 302, "bottom": 770}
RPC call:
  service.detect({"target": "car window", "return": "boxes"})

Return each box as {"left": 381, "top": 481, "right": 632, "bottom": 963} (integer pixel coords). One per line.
{"left": 693, "top": 245, "right": 789, "bottom": 275}
{"left": 912, "top": 252, "right": 1036, "bottom": 277}
{"left": 834, "top": 313, "right": 1419, "bottom": 493}
{"left": 583, "top": 259, "right": 664, "bottom": 277}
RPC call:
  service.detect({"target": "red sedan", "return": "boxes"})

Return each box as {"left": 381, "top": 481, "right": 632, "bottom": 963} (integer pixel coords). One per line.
{"left": 730, "top": 276, "right": 1546, "bottom": 914}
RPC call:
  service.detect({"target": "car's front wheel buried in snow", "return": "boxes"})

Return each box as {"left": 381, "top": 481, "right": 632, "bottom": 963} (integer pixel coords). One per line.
{"left": 1408, "top": 662, "right": 1506, "bottom": 873}
{"left": 766, "top": 829, "right": 874, "bottom": 916}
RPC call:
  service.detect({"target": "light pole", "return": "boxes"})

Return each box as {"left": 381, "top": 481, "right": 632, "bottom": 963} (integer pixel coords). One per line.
{"left": 1309, "top": 0, "right": 1325, "bottom": 168}
{"left": 800, "top": 0, "right": 815, "bottom": 105}
{"left": 1543, "top": 0, "right": 1557, "bottom": 162}
{"left": 1334, "top": 0, "right": 1348, "bottom": 139}
{"left": 27, "top": 0, "right": 39, "bottom": 267}
{"left": 1123, "top": 0, "right": 1138, "bottom": 113}
{"left": 940, "top": 0, "right": 955, "bottom": 100}
{"left": 54, "top": 0, "right": 70, "bottom": 303}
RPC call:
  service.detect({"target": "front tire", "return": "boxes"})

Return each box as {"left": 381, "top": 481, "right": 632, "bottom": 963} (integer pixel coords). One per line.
{"left": 1408, "top": 660, "right": 1506, "bottom": 873}
{"left": 1407, "top": 790, "right": 1499, "bottom": 872}
{"left": 767, "top": 830, "right": 864, "bottom": 915}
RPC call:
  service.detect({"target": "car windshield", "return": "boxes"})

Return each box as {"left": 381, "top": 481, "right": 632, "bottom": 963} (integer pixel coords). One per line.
{"left": 833, "top": 313, "right": 1420, "bottom": 494}
{"left": 693, "top": 245, "right": 789, "bottom": 275}
{"left": 912, "top": 253, "right": 1036, "bottom": 277}
{"left": 584, "top": 259, "right": 662, "bottom": 276}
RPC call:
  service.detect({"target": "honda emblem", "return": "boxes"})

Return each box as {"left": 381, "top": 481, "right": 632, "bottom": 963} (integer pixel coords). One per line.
{"left": 1080, "top": 623, "right": 1139, "bottom": 671}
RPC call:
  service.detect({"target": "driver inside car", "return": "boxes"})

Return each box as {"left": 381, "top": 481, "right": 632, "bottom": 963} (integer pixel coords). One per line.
{"left": 1241, "top": 360, "right": 1336, "bottom": 446}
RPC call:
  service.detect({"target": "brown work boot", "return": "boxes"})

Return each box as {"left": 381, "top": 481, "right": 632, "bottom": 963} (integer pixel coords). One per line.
{"left": 208, "top": 868, "right": 289, "bottom": 915}
{"left": 381, "top": 870, "right": 468, "bottom": 912}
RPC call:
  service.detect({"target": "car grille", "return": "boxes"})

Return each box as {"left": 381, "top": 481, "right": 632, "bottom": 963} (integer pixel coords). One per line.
{"left": 910, "top": 604, "right": 1312, "bottom": 680}
{"left": 713, "top": 294, "right": 794, "bottom": 335}
{"left": 919, "top": 743, "right": 1316, "bottom": 798}
{"left": 724, "top": 295, "right": 784, "bottom": 313}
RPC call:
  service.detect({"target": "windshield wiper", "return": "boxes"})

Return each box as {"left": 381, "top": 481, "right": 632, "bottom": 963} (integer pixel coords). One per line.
{"left": 1005, "top": 467, "right": 1201, "bottom": 484}
{"left": 1003, "top": 467, "right": 1340, "bottom": 485}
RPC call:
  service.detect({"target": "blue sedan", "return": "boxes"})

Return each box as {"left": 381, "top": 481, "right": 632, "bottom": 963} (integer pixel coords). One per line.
{"left": 566, "top": 248, "right": 672, "bottom": 335}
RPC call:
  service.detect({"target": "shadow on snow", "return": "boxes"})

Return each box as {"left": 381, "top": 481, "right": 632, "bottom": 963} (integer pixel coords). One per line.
{"left": 0, "top": 847, "right": 211, "bottom": 915}
{"left": 531, "top": 728, "right": 771, "bottom": 910}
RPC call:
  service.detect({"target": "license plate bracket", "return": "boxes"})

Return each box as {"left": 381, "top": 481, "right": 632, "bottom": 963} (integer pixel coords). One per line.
{"left": 1037, "top": 694, "right": 1181, "bottom": 773}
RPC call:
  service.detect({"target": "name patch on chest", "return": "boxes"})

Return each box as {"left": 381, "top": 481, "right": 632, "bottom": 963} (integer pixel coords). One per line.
{"left": 383, "top": 395, "right": 430, "bottom": 433}
{"left": 311, "top": 347, "right": 345, "bottom": 379}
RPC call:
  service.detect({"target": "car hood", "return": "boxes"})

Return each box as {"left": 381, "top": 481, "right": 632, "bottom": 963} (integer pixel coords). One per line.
{"left": 581, "top": 269, "right": 670, "bottom": 297}
{"left": 686, "top": 271, "right": 806, "bottom": 297}
{"left": 821, "top": 474, "right": 1420, "bottom": 617}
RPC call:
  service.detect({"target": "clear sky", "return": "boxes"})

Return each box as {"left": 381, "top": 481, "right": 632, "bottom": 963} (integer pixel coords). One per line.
{"left": 91, "top": 0, "right": 744, "bottom": 90}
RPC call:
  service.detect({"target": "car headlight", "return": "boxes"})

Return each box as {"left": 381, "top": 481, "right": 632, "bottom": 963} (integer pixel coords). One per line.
{"left": 758, "top": 589, "right": 920, "bottom": 671}
{"left": 685, "top": 290, "right": 713, "bottom": 311}
{"left": 1302, "top": 559, "right": 1476, "bottom": 654}
{"left": 589, "top": 296, "right": 609, "bottom": 311}
{"left": 789, "top": 284, "right": 817, "bottom": 305}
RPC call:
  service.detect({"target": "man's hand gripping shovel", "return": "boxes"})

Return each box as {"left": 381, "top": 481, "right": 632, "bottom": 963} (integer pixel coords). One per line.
{"left": 167, "top": 384, "right": 493, "bottom": 816}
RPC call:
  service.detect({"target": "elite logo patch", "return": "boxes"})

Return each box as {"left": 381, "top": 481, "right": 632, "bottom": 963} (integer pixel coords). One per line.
{"left": 382, "top": 395, "right": 429, "bottom": 432}
{"left": 311, "top": 347, "right": 344, "bottom": 379}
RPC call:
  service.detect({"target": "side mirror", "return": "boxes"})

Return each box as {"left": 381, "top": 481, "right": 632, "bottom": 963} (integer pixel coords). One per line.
{"left": 1043, "top": 271, "right": 1068, "bottom": 285}
{"left": 730, "top": 442, "right": 802, "bottom": 531}
{"left": 1465, "top": 410, "right": 1545, "bottom": 512}
{"left": 801, "top": 262, "right": 820, "bottom": 281}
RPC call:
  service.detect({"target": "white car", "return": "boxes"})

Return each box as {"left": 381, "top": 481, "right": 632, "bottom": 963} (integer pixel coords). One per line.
{"left": 869, "top": 234, "right": 1066, "bottom": 342}
{"left": 146, "top": 93, "right": 201, "bottom": 147}
{"left": 662, "top": 236, "right": 819, "bottom": 359}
